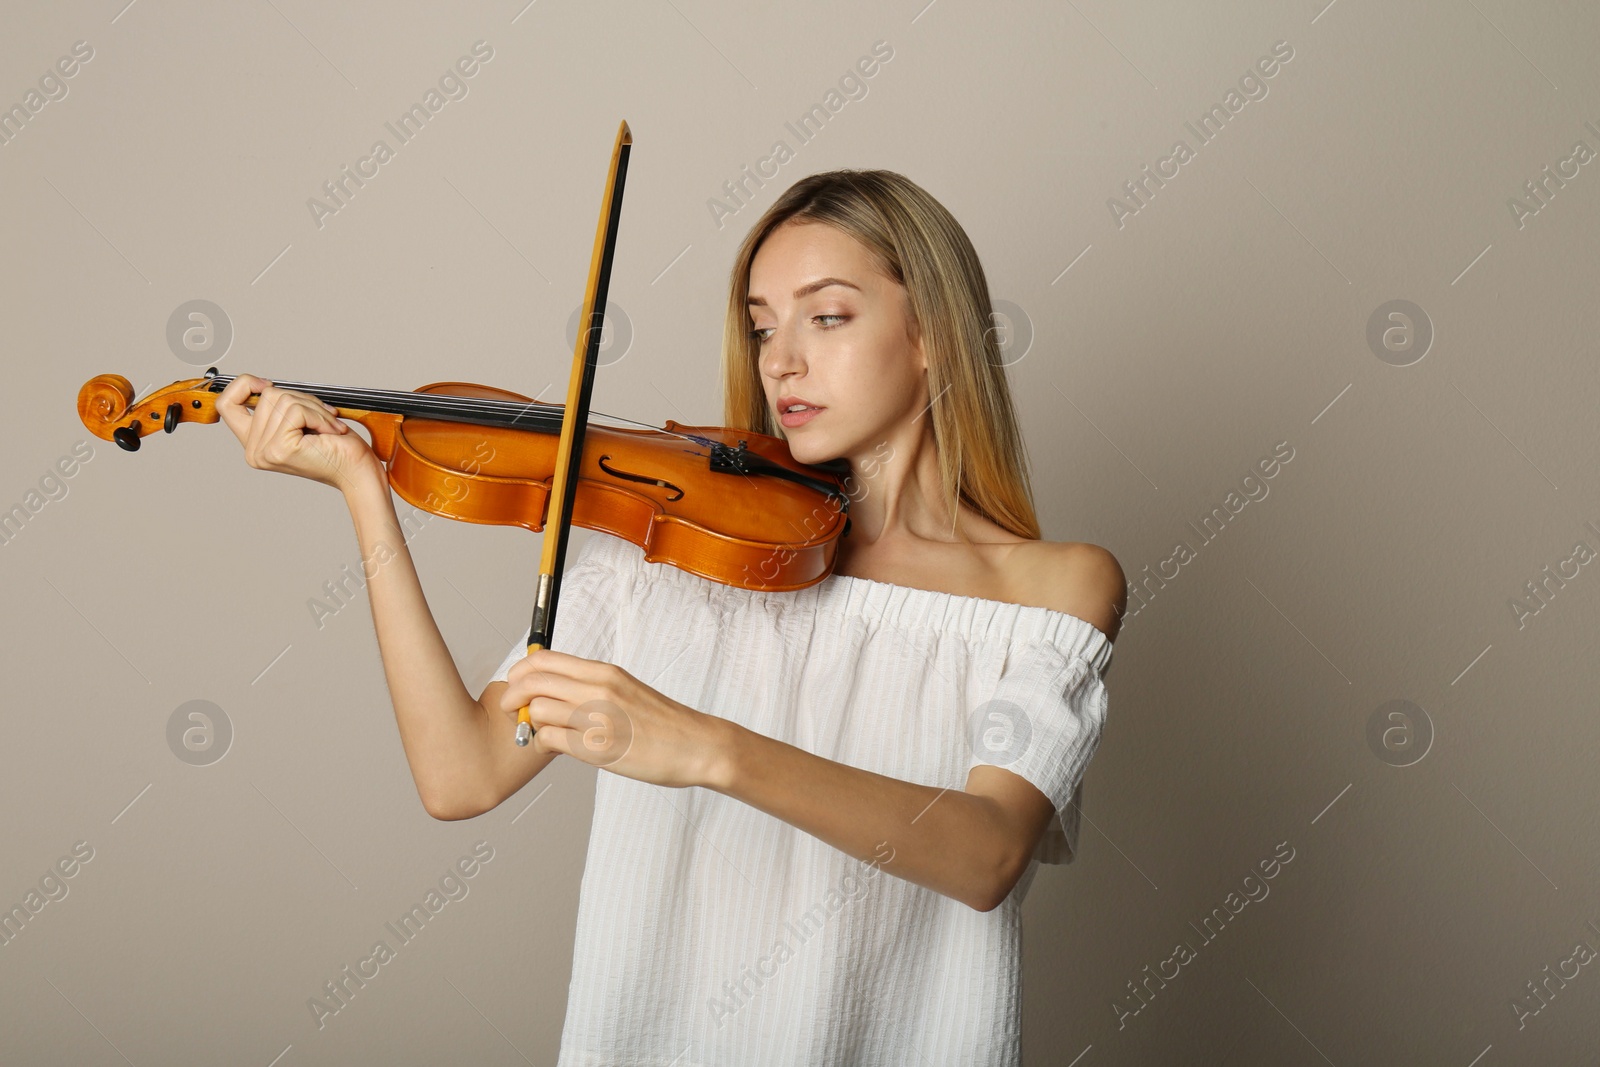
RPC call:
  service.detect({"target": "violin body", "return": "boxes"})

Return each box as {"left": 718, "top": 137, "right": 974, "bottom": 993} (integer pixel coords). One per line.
{"left": 78, "top": 372, "right": 851, "bottom": 592}
{"left": 394, "top": 382, "right": 849, "bottom": 591}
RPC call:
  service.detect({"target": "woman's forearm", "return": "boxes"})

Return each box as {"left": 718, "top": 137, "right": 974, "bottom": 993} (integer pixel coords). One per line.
{"left": 706, "top": 722, "right": 1015, "bottom": 911}
{"left": 341, "top": 471, "right": 488, "bottom": 818}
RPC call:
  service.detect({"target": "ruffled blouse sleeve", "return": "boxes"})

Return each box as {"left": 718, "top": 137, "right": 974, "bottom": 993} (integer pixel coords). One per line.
{"left": 966, "top": 636, "right": 1111, "bottom": 865}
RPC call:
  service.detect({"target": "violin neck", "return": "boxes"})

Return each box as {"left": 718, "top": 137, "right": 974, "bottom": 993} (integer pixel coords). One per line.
{"left": 200, "top": 372, "right": 565, "bottom": 434}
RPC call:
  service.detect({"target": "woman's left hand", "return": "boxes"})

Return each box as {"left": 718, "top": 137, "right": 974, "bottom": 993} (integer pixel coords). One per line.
{"left": 505, "top": 648, "right": 730, "bottom": 789}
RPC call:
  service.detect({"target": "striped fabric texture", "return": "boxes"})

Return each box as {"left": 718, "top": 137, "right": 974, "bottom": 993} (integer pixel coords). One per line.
{"left": 489, "top": 529, "right": 1112, "bottom": 1066}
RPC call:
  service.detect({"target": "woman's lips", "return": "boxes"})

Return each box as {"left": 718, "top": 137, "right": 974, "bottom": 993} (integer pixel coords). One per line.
{"left": 779, "top": 406, "right": 824, "bottom": 428}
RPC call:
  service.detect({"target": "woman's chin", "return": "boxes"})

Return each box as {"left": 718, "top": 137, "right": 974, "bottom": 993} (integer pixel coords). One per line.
{"left": 783, "top": 437, "right": 833, "bottom": 466}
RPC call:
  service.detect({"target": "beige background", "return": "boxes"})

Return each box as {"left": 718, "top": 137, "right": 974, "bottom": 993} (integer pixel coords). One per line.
{"left": 3, "top": 0, "right": 1599, "bottom": 1063}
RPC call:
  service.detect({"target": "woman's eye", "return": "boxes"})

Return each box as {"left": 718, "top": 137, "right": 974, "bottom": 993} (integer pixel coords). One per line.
{"left": 749, "top": 316, "right": 845, "bottom": 342}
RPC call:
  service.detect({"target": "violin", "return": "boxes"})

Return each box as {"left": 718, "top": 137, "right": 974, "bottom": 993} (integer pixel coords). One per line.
{"left": 76, "top": 120, "right": 844, "bottom": 747}
{"left": 73, "top": 366, "right": 853, "bottom": 591}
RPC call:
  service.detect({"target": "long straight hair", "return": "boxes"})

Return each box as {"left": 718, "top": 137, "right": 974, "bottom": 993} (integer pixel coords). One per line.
{"left": 720, "top": 169, "right": 1040, "bottom": 543}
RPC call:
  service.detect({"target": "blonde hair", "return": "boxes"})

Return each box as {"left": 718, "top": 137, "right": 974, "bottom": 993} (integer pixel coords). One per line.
{"left": 720, "top": 169, "right": 1040, "bottom": 543}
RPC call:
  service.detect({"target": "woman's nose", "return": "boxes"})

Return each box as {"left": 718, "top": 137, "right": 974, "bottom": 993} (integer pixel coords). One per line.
{"left": 760, "top": 325, "right": 803, "bottom": 377}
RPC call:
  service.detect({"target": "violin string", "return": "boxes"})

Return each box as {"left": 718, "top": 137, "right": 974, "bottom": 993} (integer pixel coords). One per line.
{"left": 211, "top": 374, "right": 558, "bottom": 416}
{"left": 197, "top": 374, "right": 709, "bottom": 445}
{"left": 202, "top": 374, "right": 548, "bottom": 422}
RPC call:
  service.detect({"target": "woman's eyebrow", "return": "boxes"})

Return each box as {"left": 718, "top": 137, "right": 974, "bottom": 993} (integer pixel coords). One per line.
{"left": 748, "top": 277, "right": 861, "bottom": 306}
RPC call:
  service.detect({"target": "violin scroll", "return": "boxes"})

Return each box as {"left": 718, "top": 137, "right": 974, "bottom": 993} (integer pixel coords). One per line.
{"left": 77, "top": 373, "right": 220, "bottom": 452}
{"left": 76, "top": 374, "right": 136, "bottom": 446}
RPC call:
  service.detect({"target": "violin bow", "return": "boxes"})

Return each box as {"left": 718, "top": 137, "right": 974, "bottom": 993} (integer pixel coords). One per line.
{"left": 514, "top": 119, "right": 632, "bottom": 747}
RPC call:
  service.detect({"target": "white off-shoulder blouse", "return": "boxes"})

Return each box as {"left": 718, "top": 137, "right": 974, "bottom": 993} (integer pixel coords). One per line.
{"left": 489, "top": 528, "right": 1113, "bottom": 1067}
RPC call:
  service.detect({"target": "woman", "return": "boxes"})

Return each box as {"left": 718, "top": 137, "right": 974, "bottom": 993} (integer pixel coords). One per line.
{"left": 215, "top": 169, "right": 1125, "bottom": 1065}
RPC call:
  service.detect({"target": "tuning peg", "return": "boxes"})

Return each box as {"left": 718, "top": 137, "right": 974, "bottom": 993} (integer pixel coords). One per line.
{"left": 164, "top": 402, "right": 182, "bottom": 433}
{"left": 112, "top": 424, "right": 141, "bottom": 452}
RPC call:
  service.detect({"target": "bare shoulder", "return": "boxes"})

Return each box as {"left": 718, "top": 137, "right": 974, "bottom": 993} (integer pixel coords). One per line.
{"left": 1006, "top": 540, "right": 1126, "bottom": 642}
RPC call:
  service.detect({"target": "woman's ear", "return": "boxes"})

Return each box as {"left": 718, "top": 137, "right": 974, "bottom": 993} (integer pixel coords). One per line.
{"left": 904, "top": 294, "right": 927, "bottom": 373}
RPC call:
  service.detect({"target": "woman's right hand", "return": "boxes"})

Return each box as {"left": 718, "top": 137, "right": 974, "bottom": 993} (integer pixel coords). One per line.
{"left": 215, "top": 373, "right": 382, "bottom": 494}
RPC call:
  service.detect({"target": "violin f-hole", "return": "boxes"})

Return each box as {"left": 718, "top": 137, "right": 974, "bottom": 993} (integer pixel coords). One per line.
{"left": 596, "top": 454, "right": 684, "bottom": 501}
